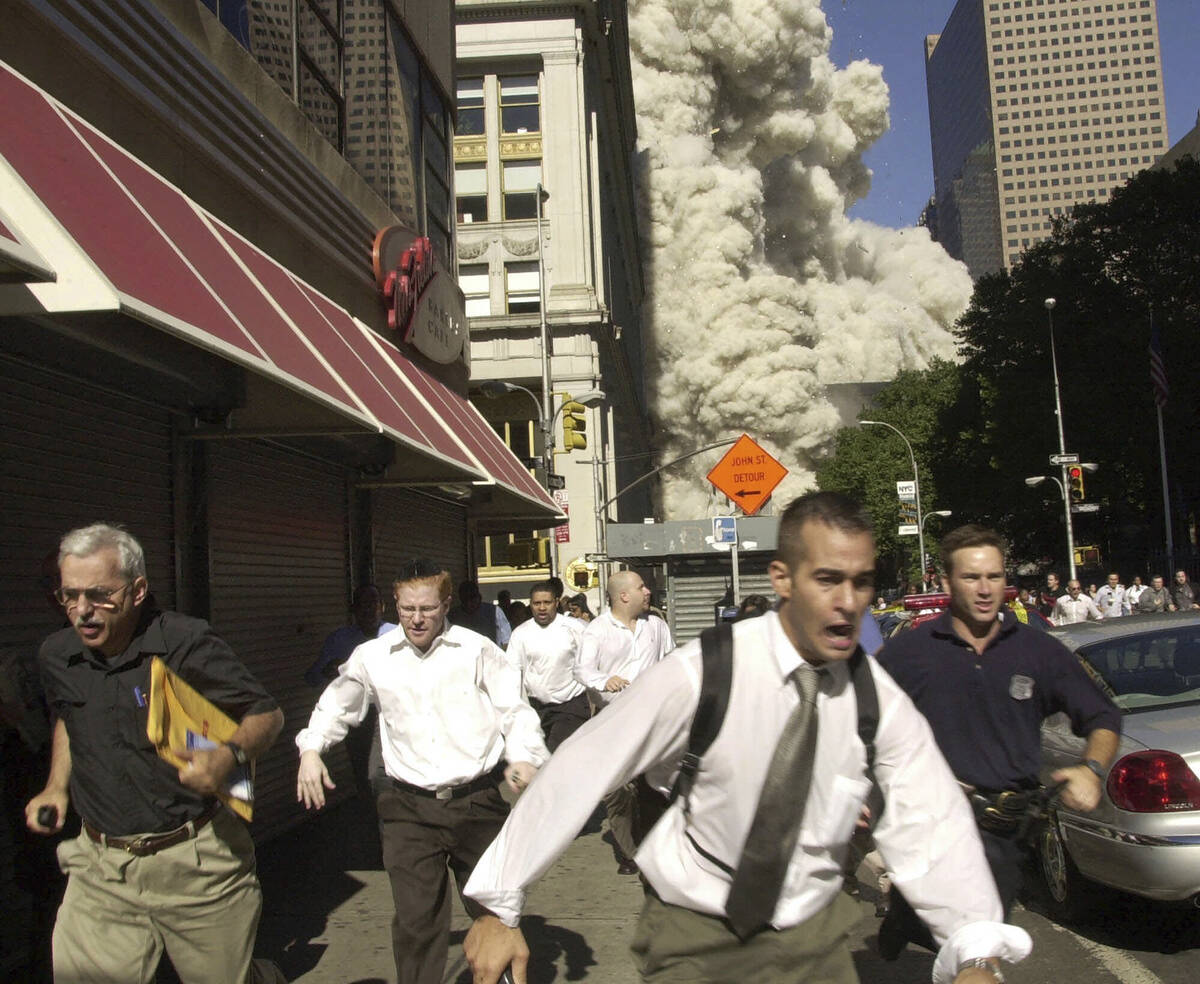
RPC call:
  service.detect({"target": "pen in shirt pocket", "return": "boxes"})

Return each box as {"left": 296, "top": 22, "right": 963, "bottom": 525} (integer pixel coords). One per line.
{"left": 133, "top": 685, "right": 148, "bottom": 708}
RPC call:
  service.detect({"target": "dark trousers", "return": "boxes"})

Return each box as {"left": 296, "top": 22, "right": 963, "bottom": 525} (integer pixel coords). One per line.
{"left": 377, "top": 782, "right": 509, "bottom": 984}
{"left": 529, "top": 692, "right": 591, "bottom": 752}
{"left": 880, "top": 826, "right": 1025, "bottom": 953}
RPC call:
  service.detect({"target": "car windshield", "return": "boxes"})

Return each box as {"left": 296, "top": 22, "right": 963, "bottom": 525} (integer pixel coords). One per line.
{"left": 1077, "top": 625, "right": 1200, "bottom": 712}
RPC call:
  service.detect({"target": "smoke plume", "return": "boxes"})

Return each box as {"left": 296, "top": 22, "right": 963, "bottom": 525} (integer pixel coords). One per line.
{"left": 629, "top": 0, "right": 971, "bottom": 518}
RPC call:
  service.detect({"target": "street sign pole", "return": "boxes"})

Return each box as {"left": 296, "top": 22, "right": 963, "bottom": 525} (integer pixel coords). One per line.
{"left": 731, "top": 523, "right": 741, "bottom": 609}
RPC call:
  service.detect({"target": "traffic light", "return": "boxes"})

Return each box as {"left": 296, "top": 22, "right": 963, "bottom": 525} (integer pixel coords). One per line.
{"left": 561, "top": 397, "right": 587, "bottom": 452}
{"left": 1067, "top": 465, "right": 1085, "bottom": 501}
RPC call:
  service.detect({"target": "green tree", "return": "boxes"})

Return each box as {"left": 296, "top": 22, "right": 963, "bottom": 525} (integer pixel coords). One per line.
{"left": 818, "top": 157, "right": 1200, "bottom": 581}
{"left": 953, "top": 156, "right": 1200, "bottom": 574}
{"left": 816, "top": 359, "right": 962, "bottom": 588}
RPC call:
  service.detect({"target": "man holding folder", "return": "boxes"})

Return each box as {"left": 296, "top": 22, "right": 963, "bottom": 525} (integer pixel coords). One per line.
{"left": 25, "top": 523, "right": 284, "bottom": 984}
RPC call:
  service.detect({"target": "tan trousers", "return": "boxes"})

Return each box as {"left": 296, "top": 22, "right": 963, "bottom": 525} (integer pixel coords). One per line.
{"left": 53, "top": 808, "right": 275, "bottom": 984}
{"left": 630, "top": 888, "right": 861, "bottom": 983}
{"left": 603, "top": 780, "right": 639, "bottom": 861}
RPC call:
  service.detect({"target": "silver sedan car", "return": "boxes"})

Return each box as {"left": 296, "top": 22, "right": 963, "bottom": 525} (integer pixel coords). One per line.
{"left": 1038, "top": 612, "right": 1200, "bottom": 919}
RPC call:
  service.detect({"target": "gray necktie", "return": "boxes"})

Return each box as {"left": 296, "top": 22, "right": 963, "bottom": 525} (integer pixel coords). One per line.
{"left": 725, "top": 664, "right": 821, "bottom": 940}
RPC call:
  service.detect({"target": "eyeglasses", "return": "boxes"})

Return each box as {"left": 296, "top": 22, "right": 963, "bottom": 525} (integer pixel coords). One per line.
{"left": 396, "top": 604, "right": 443, "bottom": 621}
{"left": 55, "top": 583, "right": 134, "bottom": 610}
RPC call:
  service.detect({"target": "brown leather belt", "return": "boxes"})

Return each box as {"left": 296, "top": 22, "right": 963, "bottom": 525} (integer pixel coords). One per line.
{"left": 84, "top": 802, "right": 221, "bottom": 856}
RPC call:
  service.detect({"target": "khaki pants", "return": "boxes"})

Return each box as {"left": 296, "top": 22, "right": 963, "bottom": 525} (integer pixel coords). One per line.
{"left": 631, "top": 888, "right": 861, "bottom": 983}
{"left": 602, "top": 781, "right": 639, "bottom": 861}
{"left": 53, "top": 808, "right": 274, "bottom": 984}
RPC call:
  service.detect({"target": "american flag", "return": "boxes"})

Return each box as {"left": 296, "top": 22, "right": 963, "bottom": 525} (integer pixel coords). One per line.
{"left": 1149, "top": 323, "right": 1169, "bottom": 409}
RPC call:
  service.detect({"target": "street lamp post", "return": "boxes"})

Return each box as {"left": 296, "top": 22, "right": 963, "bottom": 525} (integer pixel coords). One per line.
{"left": 921, "top": 510, "right": 952, "bottom": 534}
{"left": 1043, "top": 297, "right": 1079, "bottom": 583}
{"left": 861, "top": 419, "right": 926, "bottom": 574}
{"left": 1025, "top": 474, "right": 1074, "bottom": 580}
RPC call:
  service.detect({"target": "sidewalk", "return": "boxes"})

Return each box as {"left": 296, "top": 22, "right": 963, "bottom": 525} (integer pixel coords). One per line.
{"left": 255, "top": 797, "right": 646, "bottom": 984}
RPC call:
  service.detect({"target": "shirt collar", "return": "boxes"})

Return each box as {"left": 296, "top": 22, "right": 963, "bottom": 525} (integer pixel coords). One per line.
{"left": 64, "top": 605, "right": 161, "bottom": 672}
{"left": 600, "top": 609, "right": 645, "bottom": 632}
{"left": 928, "top": 608, "right": 1019, "bottom": 647}
{"left": 764, "top": 610, "right": 845, "bottom": 681}
{"left": 388, "top": 621, "right": 459, "bottom": 657}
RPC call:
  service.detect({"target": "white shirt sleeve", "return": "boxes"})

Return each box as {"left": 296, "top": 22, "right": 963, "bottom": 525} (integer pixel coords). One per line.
{"left": 659, "top": 619, "right": 674, "bottom": 658}
{"left": 295, "top": 648, "right": 373, "bottom": 754}
{"left": 573, "top": 620, "right": 610, "bottom": 691}
{"left": 503, "top": 626, "right": 528, "bottom": 692}
{"left": 465, "top": 654, "right": 698, "bottom": 924}
{"left": 478, "top": 638, "right": 549, "bottom": 768}
{"left": 1051, "top": 598, "right": 1067, "bottom": 625}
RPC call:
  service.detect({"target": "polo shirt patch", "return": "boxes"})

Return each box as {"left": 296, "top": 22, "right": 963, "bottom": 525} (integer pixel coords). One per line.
{"left": 1009, "top": 675, "right": 1035, "bottom": 700}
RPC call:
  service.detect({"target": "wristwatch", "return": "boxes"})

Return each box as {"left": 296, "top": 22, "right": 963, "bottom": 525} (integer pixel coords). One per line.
{"left": 225, "top": 741, "right": 249, "bottom": 767}
{"left": 956, "top": 957, "right": 1005, "bottom": 982}
{"left": 1081, "top": 757, "right": 1106, "bottom": 779}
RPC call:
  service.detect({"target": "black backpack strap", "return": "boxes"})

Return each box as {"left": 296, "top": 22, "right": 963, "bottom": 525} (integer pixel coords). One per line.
{"left": 849, "top": 646, "right": 886, "bottom": 830}
{"left": 669, "top": 621, "right": 734, "bottom": 810}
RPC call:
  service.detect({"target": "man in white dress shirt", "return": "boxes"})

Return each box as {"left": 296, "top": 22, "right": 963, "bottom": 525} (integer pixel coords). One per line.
{"left": 575, "top": 569, "right": 673, "bottom": 873}
{"left": 461, "top": 493, "right": 1029, "bottom": 984}
{"left": 505, "top": 581, "right": 589, "bottom": 751}
{"left": 294, "top": 560, "right": 549, "bottom": 984}
{"left": 1052, "top": 580, "right": 1103, "bottom": 625}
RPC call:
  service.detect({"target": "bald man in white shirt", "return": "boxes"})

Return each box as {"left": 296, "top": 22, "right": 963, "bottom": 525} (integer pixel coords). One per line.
{"left": 575, "top": 569, "right": 673, "bottom": 873}
{"left": 504, "top": 580, "right": 589, "bottom": 751}
{"left": 295, "top": 560, "right": 549, "bottom": 984}
{"left": 462, "top": 493, "right": 1030, "bottom": 984}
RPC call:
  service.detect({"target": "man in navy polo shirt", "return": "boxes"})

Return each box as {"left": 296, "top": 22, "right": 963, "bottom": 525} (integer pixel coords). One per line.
{"left": 875, "top": 524, "right": 1119, "bottom": 958}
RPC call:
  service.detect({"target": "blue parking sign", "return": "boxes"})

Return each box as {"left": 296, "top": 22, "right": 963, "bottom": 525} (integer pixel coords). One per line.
{"left": 712, "top": 517, "right": 737, "bottom": 544}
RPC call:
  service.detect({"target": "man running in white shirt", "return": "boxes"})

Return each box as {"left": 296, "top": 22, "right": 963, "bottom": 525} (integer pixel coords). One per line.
{"left": 505, "top": 581, "right": 589, "bottom": 751}
{"left": 575, "top": 569, "right": 673, "bottom": 873}
{"left": 294, "top": 560, "right": 548, "bottom": 984}
{"left": 461, "top": 493, "right": 1029, "bottom": 984}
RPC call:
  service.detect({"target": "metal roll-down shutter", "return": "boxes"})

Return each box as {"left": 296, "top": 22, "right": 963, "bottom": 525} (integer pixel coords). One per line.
{"left": 207, "top": 440, "right": 351, "bottom": 841}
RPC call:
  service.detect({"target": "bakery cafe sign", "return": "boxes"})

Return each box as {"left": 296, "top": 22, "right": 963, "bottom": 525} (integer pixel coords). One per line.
{"left": 372, "top": 225, "right": 468, "bottom": 365}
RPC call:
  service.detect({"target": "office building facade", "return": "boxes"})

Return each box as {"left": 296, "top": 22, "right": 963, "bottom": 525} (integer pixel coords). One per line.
{"left": 926, "top": 0, "right": 1167, "bottom": 277}
{"left": 454, "top": 0, "right": 654, "bottom": 602}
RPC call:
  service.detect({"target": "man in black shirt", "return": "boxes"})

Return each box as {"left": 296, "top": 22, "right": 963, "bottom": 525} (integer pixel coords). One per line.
{"left": 876, "top": 524, "right": 1120, "bottom": 958}
{"left": 24, "top": 523, "right": 284, "bottom": 984}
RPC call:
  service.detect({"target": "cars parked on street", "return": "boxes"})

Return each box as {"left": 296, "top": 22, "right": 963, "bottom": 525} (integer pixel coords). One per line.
{"left": 1038, "top": 612, "right": 1200, "bottom": 920}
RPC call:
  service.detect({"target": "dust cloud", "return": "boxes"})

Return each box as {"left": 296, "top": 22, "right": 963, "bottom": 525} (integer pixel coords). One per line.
{"left": 629, "top": 0, "right": 970, "bottom": 517}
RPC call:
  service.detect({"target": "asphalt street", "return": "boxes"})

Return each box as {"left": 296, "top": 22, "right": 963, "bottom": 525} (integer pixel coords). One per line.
{"left": 254, "top": 798, "right": 1200, "bottom": 984}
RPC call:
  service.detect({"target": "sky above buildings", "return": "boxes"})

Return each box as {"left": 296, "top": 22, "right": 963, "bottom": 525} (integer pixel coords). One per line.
{"left": 826, "top": 0, "right": 1200, "bottom": 228}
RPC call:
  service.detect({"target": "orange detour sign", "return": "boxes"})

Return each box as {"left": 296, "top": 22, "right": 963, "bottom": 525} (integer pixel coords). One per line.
{"left": 706, "top": 435, "right": 788, "bottom": 517}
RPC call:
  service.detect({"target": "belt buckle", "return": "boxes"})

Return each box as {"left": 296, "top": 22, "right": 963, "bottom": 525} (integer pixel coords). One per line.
{"left": 126, "top": 836, "right": 153, "bottom": 854}
{"left": 436, "top": 787, "right": 453, "bottom": 801}
{"left": 996, "top": 790, "right": 1022, "bottom": 811}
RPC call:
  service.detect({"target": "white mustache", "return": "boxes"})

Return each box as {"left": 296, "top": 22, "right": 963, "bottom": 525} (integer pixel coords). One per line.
{"left": 74, "top": 616, "right": 101, "bottom": 630}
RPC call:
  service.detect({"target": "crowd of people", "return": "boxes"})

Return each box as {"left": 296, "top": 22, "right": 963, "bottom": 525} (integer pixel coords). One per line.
{"left": 1033, "top": 568, "right": 1199, "bottom": 625}
{"left": 14, "top": 503, "right": 1195, "bottom": 984}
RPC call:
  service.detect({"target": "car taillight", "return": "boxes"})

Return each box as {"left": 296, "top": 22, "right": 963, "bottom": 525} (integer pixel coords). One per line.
{"left": 1106, "top": 750, "right": 1200, "bottom": 812}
